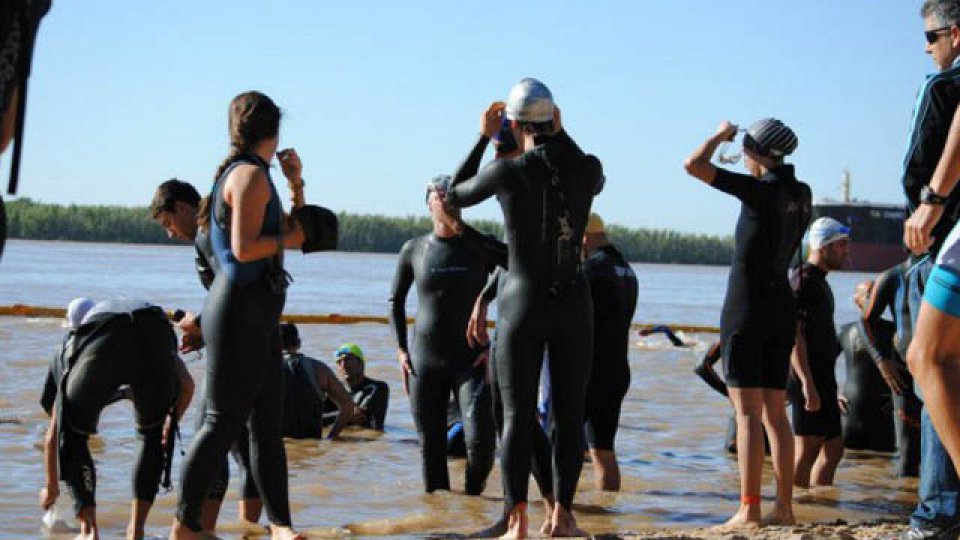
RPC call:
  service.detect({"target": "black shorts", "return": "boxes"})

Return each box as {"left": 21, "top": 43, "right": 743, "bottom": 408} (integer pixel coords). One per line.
{"left": 789, "top": 381, "right": 841, "bottom": 439}
{"left": 722, "top": 331, "right": 794, "bottom": 390}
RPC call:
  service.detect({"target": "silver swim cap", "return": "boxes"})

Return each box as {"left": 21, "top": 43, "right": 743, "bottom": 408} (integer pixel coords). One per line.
{"left": 505, "top": 78, "right": 554, "bottom": 123}
{"left": 744, "top": 118, "right": 798, "bottom": 159}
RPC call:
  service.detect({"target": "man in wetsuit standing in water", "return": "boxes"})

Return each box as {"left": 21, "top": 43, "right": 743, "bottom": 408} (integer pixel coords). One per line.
{"left": 443, "top": 78, "right": 604, "bottom": 538}
{"left": 389, "top": 175, "right": 497, "bottom": 497}
{"left": 789, "top": 217, "right": 851, "bottom": 488}
{"left": 581, "top": 212, "right": 638, "bottom": 491}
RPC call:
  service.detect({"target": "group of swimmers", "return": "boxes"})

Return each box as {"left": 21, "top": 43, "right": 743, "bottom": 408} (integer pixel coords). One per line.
{"left": 14, "top": 1, "right": 960, "bottom": 538}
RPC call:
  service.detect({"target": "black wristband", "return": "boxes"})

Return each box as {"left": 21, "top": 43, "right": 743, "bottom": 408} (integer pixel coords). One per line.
{"left": 921, "top": 185, "right": 949, "bottom": 205}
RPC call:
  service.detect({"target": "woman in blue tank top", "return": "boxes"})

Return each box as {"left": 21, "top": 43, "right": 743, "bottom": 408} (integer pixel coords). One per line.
{"left": 171, "top": 91, "right": 306, "bottom": 540}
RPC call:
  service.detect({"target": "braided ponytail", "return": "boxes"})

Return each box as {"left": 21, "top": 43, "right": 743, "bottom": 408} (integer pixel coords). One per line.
{"left": 197, "top": 91, "right": 281, "bottom": 232}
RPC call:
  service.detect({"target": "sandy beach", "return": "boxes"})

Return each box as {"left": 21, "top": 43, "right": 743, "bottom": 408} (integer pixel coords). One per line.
{"left": 629, "top": 519, "right": 905, "bottom": 539}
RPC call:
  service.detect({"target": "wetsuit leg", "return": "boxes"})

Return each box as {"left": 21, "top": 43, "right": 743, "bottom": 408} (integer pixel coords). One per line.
{"left": 133, "top": 424, "right": 165, "bottom": 503}
{"left": 62, "top": 429, "right": 96, "bottom": 515}
{"left": 584, "top": 364, "right": 629, "bottom": 451}
{"left": 546, "top": 288, "right": 593, "bottom": 510}
{"left": 409, "top": 358, "right": 453, "bottom": 492}
{"left": 489, "top": 338, "right": 553, "bottom": 498}
{"left": 230, "top": 425, "right": 260, "bottom": 500}
{"left": 129, "top": 309, "right": 179, "bottom": 504}
{"left": 59, "top": 318, "right": 135, "bottom": 513}
{"left": 455, "top": 366, "right": 495, "bottom": 495}
{"left": 198, "top": 397, "right": 229, "bottom": 501}
{"left": 176, "top": 277, "right": 289, "bottom": 531}
{"left": 245, "top": 328, "right": 289, "bottom": 511}
{"left": 496, "top": 301, "right": 547, "bottom": 509}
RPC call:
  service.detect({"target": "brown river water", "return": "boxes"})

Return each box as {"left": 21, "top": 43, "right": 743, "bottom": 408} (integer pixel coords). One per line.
{"left": 0, "top": 240, "right": 915, "bottom": 537}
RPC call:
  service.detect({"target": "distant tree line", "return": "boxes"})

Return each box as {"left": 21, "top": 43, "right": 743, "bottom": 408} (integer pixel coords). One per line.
{"left": 6, "top": 198, "right": 735, "bottom": 264}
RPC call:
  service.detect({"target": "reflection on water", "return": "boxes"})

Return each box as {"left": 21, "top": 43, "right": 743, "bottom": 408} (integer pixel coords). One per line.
{"left": 0, "top": 241, "right": 913, "bottom": 537}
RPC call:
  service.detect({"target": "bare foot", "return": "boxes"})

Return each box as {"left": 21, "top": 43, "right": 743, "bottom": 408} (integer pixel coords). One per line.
{"left": 716, "top": 505, "right": 762, "bottom": 530}
{"left": 761, "top": 507, "right": 795, "bottom": 526}
{"left": 269, "top": 525, "right": 305, "bottom": 540}
{"left": 499, "top": 503, "right": 528, "bottom": 539}
{"left": 548, "top": 505, "right": 587, "bottom": 538}
{"left": 540, "top": 499, "right": 555, "bottom": 535}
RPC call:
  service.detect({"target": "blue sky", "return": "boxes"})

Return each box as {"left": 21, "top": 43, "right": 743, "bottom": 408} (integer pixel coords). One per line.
{"left": 3, "top": 1, "right": 935, "bottom": 234}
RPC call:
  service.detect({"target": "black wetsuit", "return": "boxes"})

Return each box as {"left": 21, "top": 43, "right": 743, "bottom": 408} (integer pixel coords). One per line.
{"left": 282, "top": 353, "right": 327, "bottom": 439}
{"left": 192, "top": 229, "right": 257, "bottom": 503}
{"left": 856, "top": 263, "right": 921, "bottom": 476}
{"left": 712, "top": 166, "right": 811, "bottom": 390}
{"left": 324, "top": 376, "right": 390, "bottom": 431}
{"left": 445, "top": 129, "right": 604, "bottom": 511}
{"left": 389, "top": 233, "right": 497, "bottom": 495}
{"left": 839, "top": 321, "right": 895, "bottom": 452}
{"left": 583, "top": 244, "right": 638, "bottom": 451}
{"left": 176, "top": 154, "right": 292, "bottom": 531}
{"left": 40, "top": 300, "right": 179, "bottom": 514}
{"left": 788, "top": 263, "right": 842, "bottom": 439}
{"left": 482, "top": 267, "right": 554, "bottom": 498}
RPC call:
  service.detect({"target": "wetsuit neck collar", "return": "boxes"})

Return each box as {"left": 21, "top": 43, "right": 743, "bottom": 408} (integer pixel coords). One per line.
{"left": 349, "top": 376, "right": 371, "bottom": 392}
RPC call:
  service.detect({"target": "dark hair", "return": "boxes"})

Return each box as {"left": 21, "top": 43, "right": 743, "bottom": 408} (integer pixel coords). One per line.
{"left": 150, "top": 178, "right": 201, "bottom": 218}
{"left": 198, "top": 91, "right": 282, "bottom": 230}
{"left": 280, "top": 322, "right": 300, "bottom": 350}
{"left": 922, "top": 0, "right": 960, "bottom": 26}
{"left": 518, "top": 120, "right": 554, "bottom": 136}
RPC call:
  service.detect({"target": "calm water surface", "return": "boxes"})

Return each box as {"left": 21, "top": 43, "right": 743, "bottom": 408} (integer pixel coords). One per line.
{"left": 0, "top": 240, "right": 914, "bottom": 538}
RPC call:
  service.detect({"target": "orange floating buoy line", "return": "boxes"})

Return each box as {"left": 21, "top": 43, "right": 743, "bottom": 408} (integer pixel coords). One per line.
{"left": 0, "top": 304, "right": 720, "bottom": 333}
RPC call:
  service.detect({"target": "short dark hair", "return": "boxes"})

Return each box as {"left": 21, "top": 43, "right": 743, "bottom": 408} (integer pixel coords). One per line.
{"left": 280, "top": 323, "right": 300, "bottom": 350}
{"left": 150, "top": 179, "right": 200, "bottom": 218}
{"left": 518, "top": 120, "right": 554, "bottom": 136}
{"left": 922, "top": 0, "right": 960, "bottom": 27}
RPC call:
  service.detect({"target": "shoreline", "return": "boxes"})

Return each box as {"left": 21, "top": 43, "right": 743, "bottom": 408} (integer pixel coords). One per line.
{"left": 624, "top": 519, "right": 905, "bottom": 539}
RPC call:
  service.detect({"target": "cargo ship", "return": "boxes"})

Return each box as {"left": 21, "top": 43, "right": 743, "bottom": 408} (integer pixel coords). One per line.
{"left": 811, "top": 170, "right": 906, "bottom": 273}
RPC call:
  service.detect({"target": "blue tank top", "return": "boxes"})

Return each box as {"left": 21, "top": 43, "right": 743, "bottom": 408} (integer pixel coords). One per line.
{"left": 210, "top": 154, "right": 283, "bottom": 286}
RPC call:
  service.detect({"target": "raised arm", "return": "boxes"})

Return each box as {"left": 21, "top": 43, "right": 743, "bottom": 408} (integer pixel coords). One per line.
{"left": 683, "top": 121, "right": 738, "bottom": 185}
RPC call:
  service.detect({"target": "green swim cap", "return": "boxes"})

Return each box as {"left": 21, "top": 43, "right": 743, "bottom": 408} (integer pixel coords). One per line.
{"left": 334, "top": 342, "right": 364, "bottom": 364}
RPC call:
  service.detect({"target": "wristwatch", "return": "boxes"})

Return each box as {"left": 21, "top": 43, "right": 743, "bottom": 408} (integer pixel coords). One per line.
{"left": 921, "top": 185, "right": 949, "bottom": 205}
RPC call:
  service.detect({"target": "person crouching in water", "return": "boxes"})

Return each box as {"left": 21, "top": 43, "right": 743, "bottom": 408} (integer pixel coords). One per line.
{"left": 684, "top": 118, "right": 811, "bottom": 527}
{"left": 39, "top": 298, "right": 194, "bottom": 540}
{"left": 789, "top": 217, "right": 851, "bottom": 487}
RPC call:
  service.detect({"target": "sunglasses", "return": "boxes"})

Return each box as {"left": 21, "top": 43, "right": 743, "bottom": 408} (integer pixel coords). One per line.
{"left": 926, "top": 25, "right": 953, "bottom": 45}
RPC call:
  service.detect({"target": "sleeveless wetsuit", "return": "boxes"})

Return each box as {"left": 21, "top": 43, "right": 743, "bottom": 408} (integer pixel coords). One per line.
{"left": 788, "top": 263, "right": 841, "bottom": 439}
{"left": 282, "top": 353, "right": 327, "bottom": 439}
{"left": 40, "top": 299, "right": 179, "bottom": 514}
{"left": 446, "top": 129, "right": 604, "bottom": 511}
{"left": 176, "top": 154, "right": 292, "bottom": 531}
{"left": 583, "top": 244, "right": 638, "bottom": 451}
{"left": 839, "top": 321, "right": 895, "bottom": 452}
{"left": 324, "top": 377, "right": 390, "bottom": 430}
{"left": 712, "top": 165, "right": 811, "bottom": 390}
{"left": 389, "top": 232, "right": 497, "bottom": 495}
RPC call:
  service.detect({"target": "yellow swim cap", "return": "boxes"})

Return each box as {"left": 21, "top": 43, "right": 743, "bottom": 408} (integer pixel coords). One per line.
{"left": 334, "top": 343, "right": 365, "bottom": 364}
{"left": 585, "top": 212, "right": 605, "bottom": 234}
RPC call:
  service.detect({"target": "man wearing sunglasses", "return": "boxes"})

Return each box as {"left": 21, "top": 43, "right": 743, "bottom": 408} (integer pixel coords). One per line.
{"left": 897, "top": 2, "right": 960, "bottom": 538}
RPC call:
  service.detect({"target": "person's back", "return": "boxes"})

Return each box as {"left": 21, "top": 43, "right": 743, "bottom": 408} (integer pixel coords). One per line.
{"left": 282, "top": 353, "right": 327, "bottom": 439}
{"left": 839, "top": 321, "right": 896, "bottom": 452}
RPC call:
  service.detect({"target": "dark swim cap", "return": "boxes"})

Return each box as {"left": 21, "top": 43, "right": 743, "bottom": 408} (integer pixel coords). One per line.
{"left": 425, "top": 174, "right": 452, "bottom": 203}
{"left": 292, "top": 204, "right": 339, "bottom": 253}
{"left": 744, "top": 118, "right": 798, "bottom": 159}
{"left": 280, "top": 322, "right": 300, "bottom": 349}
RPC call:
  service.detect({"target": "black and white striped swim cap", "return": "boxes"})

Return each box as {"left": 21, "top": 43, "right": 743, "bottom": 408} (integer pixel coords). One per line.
{"left": 744, "top": 118, "right": 798, "bottom": 159}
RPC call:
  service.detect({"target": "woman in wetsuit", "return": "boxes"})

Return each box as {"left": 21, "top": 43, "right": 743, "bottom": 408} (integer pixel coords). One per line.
{"left": 444, "top": 79, "right": 604, "bottom": 538}
{"left": 684, "top": 118, "right": 811, "bottom": 527}
{"left": 171, "top": 91, "right": 306, "bottom": 540}
{"left": 388, "top": 175, "right": 497, "bottom": 496}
